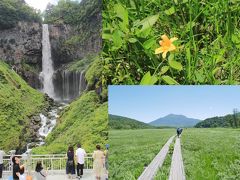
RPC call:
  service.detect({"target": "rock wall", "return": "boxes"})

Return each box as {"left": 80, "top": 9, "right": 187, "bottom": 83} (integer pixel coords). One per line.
{"left": 0, "top": 21, "right": 42, "bottom": 88}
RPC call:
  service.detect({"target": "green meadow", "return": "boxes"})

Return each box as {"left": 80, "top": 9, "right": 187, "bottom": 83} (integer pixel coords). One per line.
{"left": 109, "top": 128, "right": 240, "bottom": 180}
{"left": 109, "top": 129, "right": 175, "bottom": 179}
{"left": 182, "top": 128, "right": 240, "bottom": 180}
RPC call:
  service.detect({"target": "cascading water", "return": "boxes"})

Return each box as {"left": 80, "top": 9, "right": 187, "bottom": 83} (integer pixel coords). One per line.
{"left": 62, "top": 70, "right": 87, "bottom": 101}
{"left": 40, "top": 24, "right": 55, "bottom": 99}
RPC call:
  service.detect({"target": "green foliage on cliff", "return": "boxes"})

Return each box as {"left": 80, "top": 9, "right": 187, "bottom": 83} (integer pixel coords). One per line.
{"left": 0, "top": 61, "right": 44, "bottom": 151}
{"left": 33, "top": 91, "right": 108, "bottom": 154}
{"left": 0, "top": 0, "right": 41, "bottom": 30}
{"left": 66, "top": 55, "right": 96, "bottom": 72}
{"left": 85, "top": 57, "right": 103, "bottom": 88}
{"left": 44, "top": 0, "right": 100, "bottom": 27}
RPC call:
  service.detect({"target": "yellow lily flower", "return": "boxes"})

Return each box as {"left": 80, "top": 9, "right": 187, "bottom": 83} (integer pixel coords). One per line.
{"left": 155, "top": 34, "right": 178, "bottom": 59}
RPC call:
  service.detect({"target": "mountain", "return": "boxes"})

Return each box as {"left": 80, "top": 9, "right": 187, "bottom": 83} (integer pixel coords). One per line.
{"left": 109, "top": 114, "right": 155, "bottom": 129}
{"left": 149, "top": 114, "right": 201, "bottom": 127}
{"left": 195, "top": 114, "right": 234, "bottom": 128}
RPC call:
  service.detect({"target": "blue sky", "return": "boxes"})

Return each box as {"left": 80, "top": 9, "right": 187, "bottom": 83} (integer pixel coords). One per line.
{"left": 108, "top": 86, "right": 240, "bottom": 123}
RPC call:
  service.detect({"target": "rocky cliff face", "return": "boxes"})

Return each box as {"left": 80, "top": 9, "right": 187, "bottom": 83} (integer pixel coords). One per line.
{"left": 0, "top": 21, "right": 42, "bottom": 88}
{"left": 48, "top": 22, "right": 101, "bottom": 69}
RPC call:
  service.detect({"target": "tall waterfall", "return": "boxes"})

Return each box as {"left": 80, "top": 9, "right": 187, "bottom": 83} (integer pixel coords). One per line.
{"left": 40, "top": 24, "right": 55, "bottom": 99}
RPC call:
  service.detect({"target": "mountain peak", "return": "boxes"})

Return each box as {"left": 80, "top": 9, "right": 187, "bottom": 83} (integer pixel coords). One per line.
{"left": 149, "top": 114, "right": 200, "bottom": 127}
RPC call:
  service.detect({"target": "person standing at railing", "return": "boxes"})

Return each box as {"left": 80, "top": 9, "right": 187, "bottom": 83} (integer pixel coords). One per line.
{"left": 12, "top": 156, "right": 21, "bottom": 180}
{"left": 104, "top": 144, "right": 109, "bottom": 180}
{"left": 76, "top": 144, "right": 86, "bottom": 179}
{"left": 93, "top": 145, "right": 105, "bottom": 180}
{"left": 0, "top": 149, "right": 6, "bottom": 179}
{"left": 35, "top": 161, "right": 47, "bottom": 180}
{"left": 66, "top": 146, "right": 76, "bottom": 179}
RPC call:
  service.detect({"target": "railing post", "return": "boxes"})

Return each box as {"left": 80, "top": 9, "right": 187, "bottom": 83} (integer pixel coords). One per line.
{"left": 9, "top": 150, "right": 16, "bottom": 172}
{"left": 26, "top": 149, "right": 32, "bottom": 176}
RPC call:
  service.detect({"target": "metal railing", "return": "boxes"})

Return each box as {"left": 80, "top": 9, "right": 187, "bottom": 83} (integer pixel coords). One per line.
{"left": 2, "top": 154, "right": 93, "bottom": 174}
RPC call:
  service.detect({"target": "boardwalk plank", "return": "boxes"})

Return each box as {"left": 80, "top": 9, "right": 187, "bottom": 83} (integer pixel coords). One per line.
{"left": 138, "top": 136, "right": 175, "bottom": 180}
{"left": 169, "top": 137, "right": 185, "bottom": 180}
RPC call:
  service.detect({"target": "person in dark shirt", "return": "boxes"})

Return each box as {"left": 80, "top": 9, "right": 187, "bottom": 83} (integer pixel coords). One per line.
{"left": 12, "top": 156, "right": 21, "bottom": 180}
{"left": 177, "top": 128, "right": 183, "bottom": 138}
{"left": 66, "top": 146, "right": 75, "bottom": 179}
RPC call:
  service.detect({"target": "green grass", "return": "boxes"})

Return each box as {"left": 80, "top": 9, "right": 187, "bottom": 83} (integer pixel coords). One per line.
{"left": 0, "top": 61, "right": 45, "bottom": 151}
{"left": 109, "top": 129, "right": 175, "bottom": 179}
{"left": 182, "top": 128, "right": 240, "bottom": 180}
{"left": 154, "top": 139, "right": 175, "bottom": 180}
{"left": 33, "top": 91, "right": 108, "bottom": 154}
{"left": 102, "top": 0, "right": 240, "bottom": 85}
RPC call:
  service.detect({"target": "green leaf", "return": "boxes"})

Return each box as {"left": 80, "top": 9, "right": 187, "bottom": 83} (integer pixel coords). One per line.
{"left": 128, "top": 38, "right": 138, "bottom": 43}
{"left": 112, "top": 30, "right": 122, "bottom": 49}
{"left": 135, "top": 14, "right": 159, "bottom": 33}
{"left": 140, "top": 72, "right": 158, "bottom": 85}
{"left": 162, "top": 75, "right": 179, "bottom": 85}
{"left": 164, "top": 7, "right": 175, "bottom": 15}
{"left": 102, "top": 33, "right": 111, "bottom": 40}
{"left": 143, "top": 38, "right": 156, "bottom": 49}
{"left": 168, "top": 60, "right": 183, "bottom": 71}
{"left": 168, "top": 54, "right": 174, "bottom": 61}
{"left": 160, "top": 66, "right": 169, "bottom": 75}
{"left": 114, "top": 4, "right": 129, "bottom": 33}
{"left": 114, "top": 4, "right": 128, "bottom": 25}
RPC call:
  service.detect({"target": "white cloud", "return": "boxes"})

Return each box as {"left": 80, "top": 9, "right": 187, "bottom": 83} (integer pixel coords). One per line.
{"left": 25, "top": 0, "right": 59, "bottom": 12}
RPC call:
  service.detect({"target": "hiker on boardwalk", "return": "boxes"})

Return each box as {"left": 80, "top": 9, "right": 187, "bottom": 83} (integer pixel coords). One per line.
{"left": 93, "top": 145, "right": 105, "bottom": 180}
{"left": 177, "top": 128, "right": 183, "bottom": 138}
{"left": 76, "top": 143, "right": 86, "bottom": 179}
{"left": 66, "top": 146, "right": 76, "bottom": 179}
{"left": 104, "top": 144, "right": 109, "bottom": 180}
{"left": 12, "top": 156, "right": 22, "bottom": 180}
{"left": 35, "top": 161, "right": 47, "bottom": 180}
{"left": 0, "top": 149, "right": 5, "bottom": 179}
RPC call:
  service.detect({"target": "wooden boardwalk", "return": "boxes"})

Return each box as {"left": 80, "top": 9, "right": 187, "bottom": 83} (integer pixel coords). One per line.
{"left": 169, "top": 137, "right": 186, "bottom": 180}
{"left": 138, "top": 136, "right": 175, "bottom": 180}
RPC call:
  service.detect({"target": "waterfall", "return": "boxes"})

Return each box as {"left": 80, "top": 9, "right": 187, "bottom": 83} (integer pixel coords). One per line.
{"left": 40, "top": 24, "right": 55, "bottom": 99}
{"left": 61, "top": 70, "right": 87, "bottom": 101}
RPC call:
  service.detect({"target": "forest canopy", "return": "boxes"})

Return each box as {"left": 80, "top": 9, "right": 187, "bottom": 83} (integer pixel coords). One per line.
{"left": 0, "top": 0, "right": 41, "bottom": 30}
{"left": 43, "top": 0, "right": 101, "bottom": 27}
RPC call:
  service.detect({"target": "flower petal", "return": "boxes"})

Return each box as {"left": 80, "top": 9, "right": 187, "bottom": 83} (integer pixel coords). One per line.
{"left": 159, "top": 40, "right": 163, "bottom": 46}
{"left": 168, "top": 44, "right": 176, "bottom": 51}
{"left": 170, "top": 37, "right": 178, "bottom": 42}
{"left": 161, "top": 34, "right": 169, "bottom": 42}
{"left": 155, "top": 47, "right": 164, "bottom": 54}
{"left": 162, "top": 51, "right": 167, "bottom": 59}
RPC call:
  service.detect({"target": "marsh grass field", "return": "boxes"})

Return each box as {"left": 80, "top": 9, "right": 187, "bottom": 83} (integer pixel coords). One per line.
{"left": 109, "top": 128, "right": 240, "bottom": 180}
{"left": 109, "top": 129, "right": 175, "bottom": 179}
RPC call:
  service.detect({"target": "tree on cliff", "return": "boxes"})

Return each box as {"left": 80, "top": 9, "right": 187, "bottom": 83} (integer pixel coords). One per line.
{"left": 0, "top": 0, "right": 41, "bottom": 30}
